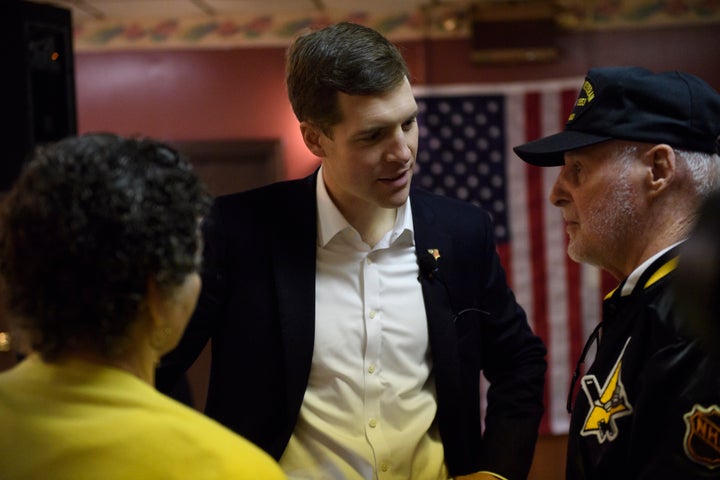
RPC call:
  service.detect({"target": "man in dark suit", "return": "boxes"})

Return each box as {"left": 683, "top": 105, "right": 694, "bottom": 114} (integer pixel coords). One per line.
{"left": 158, "top": 22, "right": 546, "bottom": 480}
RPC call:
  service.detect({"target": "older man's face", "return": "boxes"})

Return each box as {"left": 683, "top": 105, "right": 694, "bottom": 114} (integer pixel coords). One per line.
{"left": 549, "top": 141, "right": 643, "bottom": 276}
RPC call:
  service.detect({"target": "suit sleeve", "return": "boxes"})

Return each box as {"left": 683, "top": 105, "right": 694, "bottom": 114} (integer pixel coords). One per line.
{"left": 473, "top": 211, "right": 547, "bottom": 478}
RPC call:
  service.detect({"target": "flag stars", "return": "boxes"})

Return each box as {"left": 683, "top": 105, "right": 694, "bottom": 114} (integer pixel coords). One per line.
{"left": 415, "top": 93, "right": 509, "bottom": 243}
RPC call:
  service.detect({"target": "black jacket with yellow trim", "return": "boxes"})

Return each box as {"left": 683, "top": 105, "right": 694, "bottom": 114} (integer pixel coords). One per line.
{"left": 567, "top": 246, "right": 720, "bottom": 479}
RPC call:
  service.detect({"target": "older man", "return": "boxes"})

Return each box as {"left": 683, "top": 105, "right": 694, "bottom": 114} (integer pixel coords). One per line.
{"left": 514, "top": 66, "right": 720, "bottom": 479}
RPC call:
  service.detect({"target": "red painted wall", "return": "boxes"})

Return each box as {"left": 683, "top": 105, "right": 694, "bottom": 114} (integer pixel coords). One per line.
{"left": 76, "top": 47, "right": 313, "bottom": 178}
{"left": 75, "top": 24, "right": 720, "bottom": 180}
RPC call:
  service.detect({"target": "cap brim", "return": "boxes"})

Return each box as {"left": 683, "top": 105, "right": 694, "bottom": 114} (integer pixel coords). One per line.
{"left": 513, "top": 130, "right": 612, "bottom": 166}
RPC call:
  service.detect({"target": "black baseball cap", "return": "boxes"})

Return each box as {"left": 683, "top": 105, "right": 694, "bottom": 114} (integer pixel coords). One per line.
{"left": 513, "top": 66, "right": 720, "bottom": 166}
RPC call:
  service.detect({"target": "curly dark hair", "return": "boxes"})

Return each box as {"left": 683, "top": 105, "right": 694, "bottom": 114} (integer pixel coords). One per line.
{"left": 285, "top": 22, "right": 410, "bottom": 134}
{"left": 0, "top": 133, "right": 211, "bottom": 360}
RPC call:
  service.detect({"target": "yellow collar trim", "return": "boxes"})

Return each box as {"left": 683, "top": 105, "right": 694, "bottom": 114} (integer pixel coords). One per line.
{"left": 604, "top": 256, "right": 679, "bottom": 300}
{"left": 604, "top": 286, "right": 618, "bottom": 301}
{"left": 643, "top": 256, "right": 678, "bottom": 288}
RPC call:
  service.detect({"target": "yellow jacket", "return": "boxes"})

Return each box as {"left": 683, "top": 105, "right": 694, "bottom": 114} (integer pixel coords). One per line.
{"left": 0, "top": 354, "right": 286, "bottom": 479}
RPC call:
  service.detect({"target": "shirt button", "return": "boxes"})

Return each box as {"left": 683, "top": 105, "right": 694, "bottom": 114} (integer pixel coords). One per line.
{"left": 380, "top": 462, "right": 389, "bottom": 472}
{"left": 369, "top": 310, "right": 376, "bottom": 319}
{"left": 369, "top": 418, "right": 377, "bottom": 428}
{"left": 368, "top": 365, "right": 376, "bottom": 374}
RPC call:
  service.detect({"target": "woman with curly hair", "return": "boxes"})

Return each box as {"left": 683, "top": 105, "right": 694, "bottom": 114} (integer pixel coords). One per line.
{"left": 0, "top": 133, "right": 285, "bottom": 479}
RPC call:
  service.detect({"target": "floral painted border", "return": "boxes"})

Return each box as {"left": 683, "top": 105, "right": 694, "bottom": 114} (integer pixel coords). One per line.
{"left": 556, "top": 0, "right": 720, "bottom": 30}
{"left": 72, "top": 1, "right": 720, "bottom": 51}
{"left": 74, "top": 10, "right": 432, "bottom": 51}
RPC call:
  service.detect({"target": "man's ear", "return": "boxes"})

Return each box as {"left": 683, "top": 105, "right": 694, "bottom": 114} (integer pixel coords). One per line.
{"left": 644, "top": 144, "right": 676, "bottom": 197}
{"left": 300, "top": 122, "right": 327, "bottom": 158}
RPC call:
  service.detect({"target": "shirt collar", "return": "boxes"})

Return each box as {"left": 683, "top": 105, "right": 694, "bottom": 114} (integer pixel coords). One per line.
{"left": 315, "top": 165, "right": 414, "bottom": 248}
{"left": 613, "top": 240, "right": 684, "bottom": 297}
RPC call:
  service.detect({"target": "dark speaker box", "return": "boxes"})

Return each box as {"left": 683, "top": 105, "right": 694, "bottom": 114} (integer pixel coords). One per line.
{"left": 0, "top": 0, "right": 77, "bottom": 191}
{"left": 470, "top": 1, "right": 559, "bottom": 64}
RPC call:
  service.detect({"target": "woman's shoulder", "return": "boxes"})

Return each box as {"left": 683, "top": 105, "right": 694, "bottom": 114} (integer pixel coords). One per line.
{"left": 145, "top": 391, "right": 286, "bottom": 478}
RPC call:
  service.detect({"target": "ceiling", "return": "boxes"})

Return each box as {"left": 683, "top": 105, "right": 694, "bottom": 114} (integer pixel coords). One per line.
{"left": 30, "top": 0, "right": 720, "bottom": 52}
{"left": 33, "top": 0, "right": 453, "bottom": 22}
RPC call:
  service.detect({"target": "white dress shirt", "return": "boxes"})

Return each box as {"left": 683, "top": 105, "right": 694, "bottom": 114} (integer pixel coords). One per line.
{"left": 279, "top": 170, "right": 447, "bottom": 480}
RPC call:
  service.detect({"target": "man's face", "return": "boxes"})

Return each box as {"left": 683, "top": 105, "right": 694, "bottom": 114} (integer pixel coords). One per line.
{"left": 315, "top": 77, "right": 419, "bottom": 219}
{"left": 549, "top": 141, "right": 642, "bottom": 274}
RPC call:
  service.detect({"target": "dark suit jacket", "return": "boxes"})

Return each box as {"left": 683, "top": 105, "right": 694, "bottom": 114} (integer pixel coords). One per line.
{"left": 157, "top": 173, "right": 547, "bottom": 478}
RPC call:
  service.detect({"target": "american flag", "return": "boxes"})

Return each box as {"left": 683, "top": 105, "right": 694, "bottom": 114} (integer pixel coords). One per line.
{"left": 414, "top": 79, "right": 605, "bottom": 435}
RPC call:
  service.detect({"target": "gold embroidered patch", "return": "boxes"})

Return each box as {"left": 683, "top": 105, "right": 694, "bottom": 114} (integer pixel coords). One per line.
{"left": 580, "top": 338, "right": 633, "bottom": 443}
{"left": 683, "top": 404, "right": 720, "bottom": 469}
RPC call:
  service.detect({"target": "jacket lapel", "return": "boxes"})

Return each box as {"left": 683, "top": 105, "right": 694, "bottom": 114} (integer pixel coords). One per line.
{"left": 411, "top": 190, "right": 464, "bottom": 379}
{"left": 410, "top": 190, "right": 456, "bottom": 331}
{"left": 411, "top": 189, "right": 476, "bottom": 465}
{"left": 270, "top": 173, "right": 318, "bottom": 416}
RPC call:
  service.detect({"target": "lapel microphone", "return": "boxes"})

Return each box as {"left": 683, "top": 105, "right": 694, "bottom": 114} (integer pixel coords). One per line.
{"left": 418, "top": 250, "right": 440, "bottom": 280}
{"left": 417, "top": 250, "right": 489, "bottom": 322}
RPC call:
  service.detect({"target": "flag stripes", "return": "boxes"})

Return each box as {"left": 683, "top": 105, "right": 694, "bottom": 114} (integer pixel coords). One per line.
{"left": 414, "top": 79, "right": 603, "bottom": 434}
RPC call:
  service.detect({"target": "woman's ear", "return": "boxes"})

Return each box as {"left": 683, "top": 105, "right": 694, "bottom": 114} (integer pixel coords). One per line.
{"left": 300, "top": 122, "right": 327, "bottom": 158}
{"left": 644, "top": 144, "right": 676, "bottom": 197}
{"left": 144, "top": 276, "right": 176, "bottom": 353}
{"left": 145, "top": 276, "right": 165, "bottom": 329}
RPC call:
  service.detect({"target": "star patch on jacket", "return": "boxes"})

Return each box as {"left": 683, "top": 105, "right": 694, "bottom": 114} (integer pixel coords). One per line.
{"left": 683, "top": 404, "right": 720, "bottom": 469}
{"left": 580, "top": 338, "right": 633, "bottom": 443}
